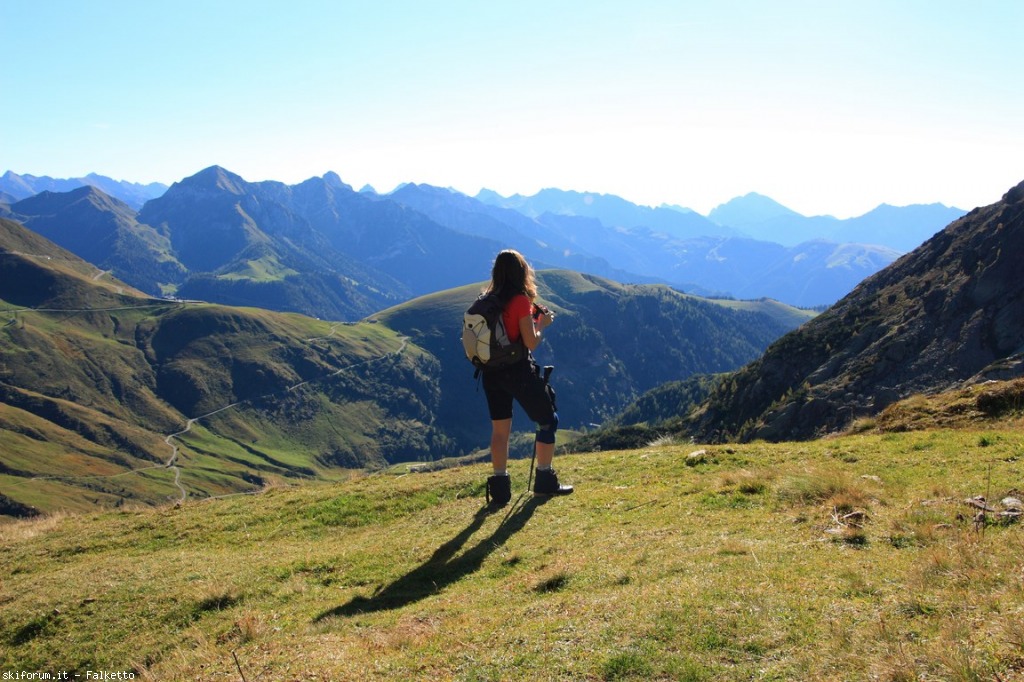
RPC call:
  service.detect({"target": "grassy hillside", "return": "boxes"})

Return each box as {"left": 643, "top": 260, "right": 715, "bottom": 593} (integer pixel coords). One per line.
{"left": 2, "top": 214, "right": 464, "bottom": 516}
{"left": 0, "top": 298, "right": 438, "bottom": 514}
{"left": 3, "top": 421, "right": 1023, "bottom": 679}
{"left": 1, "top": 226, "right": 447, "bottom": 515}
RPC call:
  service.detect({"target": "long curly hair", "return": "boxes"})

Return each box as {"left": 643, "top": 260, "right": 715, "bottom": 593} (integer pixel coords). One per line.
{"left": 485, "top": 249, "right": 537, "bottom": 303}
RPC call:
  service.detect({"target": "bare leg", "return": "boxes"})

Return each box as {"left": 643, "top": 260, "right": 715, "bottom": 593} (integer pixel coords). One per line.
{"left": 535, "top": 440, "right": 554, "bottom": 469}
{"left": 490, "top": 418, "right": 512, "bottom": 473}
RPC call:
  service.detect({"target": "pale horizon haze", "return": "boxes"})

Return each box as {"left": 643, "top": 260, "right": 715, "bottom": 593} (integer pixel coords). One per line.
{"left": 2, "top": 1, "right": 1022, "bottom": 218}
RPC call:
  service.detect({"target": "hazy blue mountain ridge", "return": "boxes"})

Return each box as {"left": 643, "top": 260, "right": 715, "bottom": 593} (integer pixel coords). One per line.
{"left": 388, "top": 183, "right": 661, "bottom": 286}
{"left": 475, "top": 186, "right": 737, "bottom": 240}
{"left": 5, "top": 166, "right": 967, "bottom": 311}
{"left": 0, "top": 170, "right": 167, "bottom": 209}
{"left": 708, "top": 192, "right": 966, "bottom": 251}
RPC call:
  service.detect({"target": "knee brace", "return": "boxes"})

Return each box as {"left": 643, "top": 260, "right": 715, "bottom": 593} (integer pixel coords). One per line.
{"left": 535, "top": 412, "right": 559, "bottom": 444}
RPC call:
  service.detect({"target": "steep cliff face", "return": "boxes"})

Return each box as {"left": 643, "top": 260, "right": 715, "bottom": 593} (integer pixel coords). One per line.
{"left": 689, "top": 180, "right": 1024, "bottom": 442}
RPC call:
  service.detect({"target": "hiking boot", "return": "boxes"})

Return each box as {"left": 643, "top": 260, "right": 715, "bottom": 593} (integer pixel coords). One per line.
{"left": 485, "top": 474, "right": 512, "bottom": 508}
{"left": 533, "top": 468, "right": 574, "bottom": 496}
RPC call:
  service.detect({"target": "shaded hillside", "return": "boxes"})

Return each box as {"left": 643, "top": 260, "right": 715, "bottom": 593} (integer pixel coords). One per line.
{"left": 375, "top": 270, "right": 814, "bottom": 450}
{"left": 9, "top": 186, "right": 188, "bottom": 294}
{"left": 0, "top": 219, "right": 446, "bottom": 516}
{"left": 142, "top": 166, "right": 500, "bottom": 297}
{"left": 138, "top": 166, "right": 410, "bottom": 318}
{"left": 286, "top": 174, "right": 500, "bottom": 296}
{"left": 686, "top": 179, "right": 1024, "bottom": 442}
{"left": 0, "top": 217, "right": 149, "bottom": 305}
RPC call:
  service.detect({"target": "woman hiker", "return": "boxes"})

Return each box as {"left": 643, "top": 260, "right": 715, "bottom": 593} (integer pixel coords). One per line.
{"left": 481, "top": 249, "right": 573, "bottom": 508}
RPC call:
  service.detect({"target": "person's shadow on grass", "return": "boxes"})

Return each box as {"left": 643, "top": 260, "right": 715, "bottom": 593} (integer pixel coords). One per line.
{"left": 314, "top": 496, "right": 546, "bottom": 621}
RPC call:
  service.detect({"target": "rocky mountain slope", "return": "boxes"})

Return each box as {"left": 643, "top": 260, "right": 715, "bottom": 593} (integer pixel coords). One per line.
{"left": 686, "top": 179, "right": 1024, "bottom": 441}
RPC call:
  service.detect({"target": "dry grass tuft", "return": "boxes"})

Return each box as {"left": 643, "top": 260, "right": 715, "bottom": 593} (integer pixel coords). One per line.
{"left": 0, "top": 511, "right": 67, "bottom": 543}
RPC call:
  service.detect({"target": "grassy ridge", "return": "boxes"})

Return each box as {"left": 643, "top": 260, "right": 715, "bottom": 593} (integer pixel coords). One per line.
{"left": 3, "top": 426, "right": 1023, "bottom": 679}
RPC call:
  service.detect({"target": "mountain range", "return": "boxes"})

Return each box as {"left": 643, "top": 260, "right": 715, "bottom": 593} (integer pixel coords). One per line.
{"left": 0, "top": 170, "right": 167, "bottom": 210}
{"left": 708, "top": 191, "right": 967, "bottom": 251}
{"left": 2, "top": 168, "right": 965, "bottom": 309}
{"left": 0, "top": 212, "right": 814, "bottom": 516}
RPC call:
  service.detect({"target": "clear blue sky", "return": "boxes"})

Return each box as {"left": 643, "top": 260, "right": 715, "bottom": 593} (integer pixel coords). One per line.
{"left": 2, "top": 0, "right": 1021, "bottom": 217}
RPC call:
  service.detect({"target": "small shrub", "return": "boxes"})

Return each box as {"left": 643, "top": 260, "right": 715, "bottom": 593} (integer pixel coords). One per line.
{"left": 846, "top": 416, "right": 877, "bottom": 434}
{"left": 833, "top": 527, "right": 869, "bottom": 547}
{"left": 717, "top": 469, "right": 772, "bottom": 496}
{"left": 888, "top": 507, "right": 954, "bottom": 548}
{"left": 195, "top": 587, "right": 243, "bottom": 614}
{"left": 717, "top": 538, "right": 751, "bottom": 556}
{"left": 601, "top": 650, "right": 654, "bottom": 680}
{"left": 937, "top": 644, "right": 992, "bottom": 682}
{"left": 231, "top": 612, "right": 263, "bottom": 644}
{"left": 777, "top": 469, "right": 865, "bottom": 507}
{"left": 647, "top": 434, "right": 678, "bottom": 449}
{"left": 534, "top": 571, "right": 571, "bottom": 593}
{"left": 664, "top": 657, "right": 709, "bottom": 682}
{"left": 830, "top": 491, "right": 868, "bottom": 516}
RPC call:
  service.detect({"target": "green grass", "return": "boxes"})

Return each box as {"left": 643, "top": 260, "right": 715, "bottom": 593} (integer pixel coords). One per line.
{"left": 217, "top": 255, "right": 299, "bottom": 282}
{"left": 2, "top": 428, "right": 1024, "bottom": 679}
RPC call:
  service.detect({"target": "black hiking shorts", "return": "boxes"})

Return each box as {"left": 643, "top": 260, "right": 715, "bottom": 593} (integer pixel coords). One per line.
{"left": 482, "top": 356, "right": 557, "bottom": 425}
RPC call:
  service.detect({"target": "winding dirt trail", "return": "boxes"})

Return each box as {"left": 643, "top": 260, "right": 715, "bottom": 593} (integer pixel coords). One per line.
{"left": 161, "top": 336, "right": 410, "bottom": 502}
